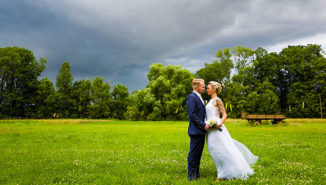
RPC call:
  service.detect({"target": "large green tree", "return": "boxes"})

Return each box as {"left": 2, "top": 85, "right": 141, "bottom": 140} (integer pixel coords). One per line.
{"left": 196, "top": 48, "right": 234, "bottom": 84}
{"left": 125, "top": 88, "right": 155, "bottom": 120}
{"left": 55, "top": 61, "right": 74, "bottom": 117}
{"left": 232, "top": 46, "right": 255, "bottom": 72}
{"left": 88, "top": 77, "right": 112, "bottom": 118}
{"left": 112, "top": 84, "right": 129, "bottom": 119}
{"left": 279, "top": 45, "right": 326, "bottom": 117}
{"left": 36, "top": 77, "right": 56, "bottom": 118}
{"left": 146, "top": 63, "right": 194, "bottom": 120}
{"left": 72, "top": 79, "right": 92, "bottom": 118}
{"left": 227, "top": 44, "right": 326, "bottom": 118}
{"left": 0, "top": 46, "right": 46, "bottom": 118}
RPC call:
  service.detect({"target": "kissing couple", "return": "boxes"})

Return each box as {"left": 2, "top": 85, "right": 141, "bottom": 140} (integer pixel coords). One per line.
{"left": 186, "top": 78, "right": 258, "bottom": 181}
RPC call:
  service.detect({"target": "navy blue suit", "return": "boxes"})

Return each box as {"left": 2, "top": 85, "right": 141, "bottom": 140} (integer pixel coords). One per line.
{"left": 186, "top": 92, "right": 206, "bottom": 180}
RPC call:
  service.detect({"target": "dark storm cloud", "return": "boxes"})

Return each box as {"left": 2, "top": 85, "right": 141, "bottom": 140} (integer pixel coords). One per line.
{"left": 1, "top": 0, "right": 326, "bottom": 91}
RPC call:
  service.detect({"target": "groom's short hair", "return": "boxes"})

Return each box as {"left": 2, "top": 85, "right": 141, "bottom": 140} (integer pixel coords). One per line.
{"left": 192, "top": 78, "right": 204, "bottom": 89}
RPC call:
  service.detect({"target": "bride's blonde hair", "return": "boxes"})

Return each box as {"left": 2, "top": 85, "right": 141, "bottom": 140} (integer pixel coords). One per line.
{"left": 208, "top": 81, "right": 222, "bottom": 93}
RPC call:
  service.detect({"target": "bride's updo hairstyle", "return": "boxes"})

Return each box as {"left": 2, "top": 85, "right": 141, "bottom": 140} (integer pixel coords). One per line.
{"left": 209, "top": 81, "right": 222, "bottom": 93}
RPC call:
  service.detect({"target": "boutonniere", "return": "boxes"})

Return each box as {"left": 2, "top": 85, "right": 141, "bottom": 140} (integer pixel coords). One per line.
{"left": 205, "top": 100, "right": 208, "bottom": 105}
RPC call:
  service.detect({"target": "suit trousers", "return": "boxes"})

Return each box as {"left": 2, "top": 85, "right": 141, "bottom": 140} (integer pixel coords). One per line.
{"left": 187, "top": 134, "right": 205, "bottom": 179}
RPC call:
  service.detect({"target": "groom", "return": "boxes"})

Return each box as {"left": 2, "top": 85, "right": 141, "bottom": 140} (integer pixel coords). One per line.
{"left": 186, "top": 78, "right": 210, "bottom": 180}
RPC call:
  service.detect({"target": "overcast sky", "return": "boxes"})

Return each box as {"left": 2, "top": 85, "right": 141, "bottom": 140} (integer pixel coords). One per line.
{"left": 1, "top": 0, "right": 326, "bottom": 91}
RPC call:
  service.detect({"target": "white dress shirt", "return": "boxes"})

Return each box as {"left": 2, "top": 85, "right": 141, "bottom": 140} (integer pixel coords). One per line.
{"left": 193, "top": 91, "right": 205, "bottom": 105}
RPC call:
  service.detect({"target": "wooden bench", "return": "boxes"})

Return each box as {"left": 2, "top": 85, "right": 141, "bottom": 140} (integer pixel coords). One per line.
{"left": 241, "top": 112, "right": 286, "bottom": 124}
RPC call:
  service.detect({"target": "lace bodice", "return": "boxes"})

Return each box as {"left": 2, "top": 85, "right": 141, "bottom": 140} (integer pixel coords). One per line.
{"left": 206, "top": 97, "right": 225, "bottom": 121}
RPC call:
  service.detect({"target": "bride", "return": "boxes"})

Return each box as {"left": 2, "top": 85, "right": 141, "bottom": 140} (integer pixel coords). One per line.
{"left": 205, "top": 81, "right": 258, "bottom": 181}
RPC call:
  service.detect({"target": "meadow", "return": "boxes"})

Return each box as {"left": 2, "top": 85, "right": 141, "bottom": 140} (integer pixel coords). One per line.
{"left": 0, "top": 119, "right": 325, "bottom": 184}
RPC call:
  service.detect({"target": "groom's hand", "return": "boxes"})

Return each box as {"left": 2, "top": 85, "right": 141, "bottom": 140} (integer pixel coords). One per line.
{"left": 204, "top": 124, "right": 210, "bottom": 130}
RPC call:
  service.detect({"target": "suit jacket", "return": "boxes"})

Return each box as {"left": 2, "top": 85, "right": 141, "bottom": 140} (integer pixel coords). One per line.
{"left": 186, "top": 92, "right": 206, "bottom": 135}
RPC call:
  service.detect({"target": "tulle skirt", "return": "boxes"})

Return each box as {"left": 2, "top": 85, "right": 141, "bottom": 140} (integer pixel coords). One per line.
{"left": 207, "top": 124, "right": 258, "bottom": 180}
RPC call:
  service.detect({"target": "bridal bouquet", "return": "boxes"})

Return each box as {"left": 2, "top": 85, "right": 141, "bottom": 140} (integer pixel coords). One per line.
{"left": 208, "top": 119, "right": 217, "bottom": 127}
{"left": 208, "top": 119, "right": 222, "bottom": 131}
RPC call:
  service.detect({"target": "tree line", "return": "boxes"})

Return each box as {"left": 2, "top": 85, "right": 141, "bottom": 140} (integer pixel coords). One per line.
{"left": 0, "top": 45, "right": 325, "bottom": 119}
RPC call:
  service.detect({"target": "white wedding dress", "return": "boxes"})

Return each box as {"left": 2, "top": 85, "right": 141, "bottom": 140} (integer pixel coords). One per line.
{"left": 206, "top": 98, "right": 258, "bottom": 180}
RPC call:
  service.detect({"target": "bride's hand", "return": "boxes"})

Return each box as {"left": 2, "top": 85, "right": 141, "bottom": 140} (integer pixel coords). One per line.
{"left": 216, "top": 123, "right": 222, "bottom": 128}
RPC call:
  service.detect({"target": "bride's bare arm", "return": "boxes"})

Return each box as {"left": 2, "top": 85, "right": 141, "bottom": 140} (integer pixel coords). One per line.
{"left": 214, "top": 98, "right": 227, "bottom": 127}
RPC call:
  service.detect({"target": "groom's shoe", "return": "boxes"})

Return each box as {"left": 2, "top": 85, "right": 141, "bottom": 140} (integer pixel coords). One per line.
{"left": 188, "top": 173, "right": 197, "bottom": 181}
{"left": 188, "top": 177, "right": 196, "bottom": 181}
{"left": 188, "top": 176, "right": 197, "bottom": 181}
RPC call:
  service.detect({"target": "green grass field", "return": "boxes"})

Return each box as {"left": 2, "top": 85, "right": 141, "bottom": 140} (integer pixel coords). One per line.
{"left": 0, "top": 119, "right": 325, "bottom": 184}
